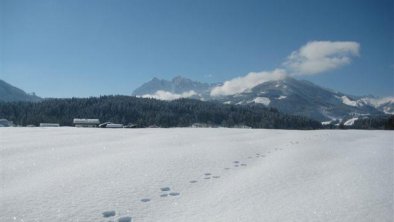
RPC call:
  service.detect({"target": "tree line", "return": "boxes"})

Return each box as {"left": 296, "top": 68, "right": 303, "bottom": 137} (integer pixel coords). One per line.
{"left": 345, "top": 115, "right": 394, "bottom": 130}
{"left": 0, "top": 95, "right": 322, "bottom": 129}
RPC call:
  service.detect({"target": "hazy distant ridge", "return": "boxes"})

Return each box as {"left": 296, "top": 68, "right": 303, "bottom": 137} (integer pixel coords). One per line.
{"left": 0, "top": 80, "right": 41, "bottom": 102}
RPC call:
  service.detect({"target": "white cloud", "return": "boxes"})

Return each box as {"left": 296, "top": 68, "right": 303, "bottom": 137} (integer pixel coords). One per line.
{"left": 210, "top": 41, "right": 360, "bottom": 97}
{"left": 284, "top": 41, "right": 360, "bottom": 75}
{"left": 210, "top": 69, "right": 286, "bottom": 96}
{"left": 140, "top": 90, "right": 197, "bottom": 101}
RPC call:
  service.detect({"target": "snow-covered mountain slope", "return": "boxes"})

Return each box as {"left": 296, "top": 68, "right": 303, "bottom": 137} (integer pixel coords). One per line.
{"left": 359, "top": 97, "right": 394, "bottom": 114}
{"left": 215, "top": 77, "right": 384, "bottom": 121}
{"left": 132, "top": 76, "right": 390, "bottom": 121}
{"left": 1, "top": 128, "right": 393, "bottom": 222}
{"left": 0, "top": 79, "right": 42, "bottom": 102}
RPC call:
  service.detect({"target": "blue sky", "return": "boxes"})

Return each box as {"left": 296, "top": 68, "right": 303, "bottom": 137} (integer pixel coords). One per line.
{"left": 1, "top": 0, "right": 393, "bottom": 98}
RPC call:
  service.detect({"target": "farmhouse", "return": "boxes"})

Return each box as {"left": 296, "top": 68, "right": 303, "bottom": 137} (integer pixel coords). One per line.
{"left": 73, "top": 118, "right": 100, "bottom": 127}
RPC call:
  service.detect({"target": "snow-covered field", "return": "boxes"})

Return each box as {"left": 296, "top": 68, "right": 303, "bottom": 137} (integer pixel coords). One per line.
{"left": 1, "top": 128, "right": 393, "bottom": 222}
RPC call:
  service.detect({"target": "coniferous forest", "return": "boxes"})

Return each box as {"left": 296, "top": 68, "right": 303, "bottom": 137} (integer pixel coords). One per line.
{"left": 0, "top": 95, "right": 323, "bottom": 129}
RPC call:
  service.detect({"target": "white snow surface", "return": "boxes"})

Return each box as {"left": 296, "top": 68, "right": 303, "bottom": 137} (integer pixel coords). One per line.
{"left": 361, "top": 96, "right": 394, "bottom": 107}
{"left": 321, "top": 121, "right": 333, "bottom": 125}
{"left": 360, "top": 97, "right": 394, "bottom": 114}
{"left": 344, "top": 117, "right": 359, "bottom": 126}
{"left": 1, "top": 128, "right": 393, "bottom": 222}
{"left": 340, "top": 96, "right": 358, "bottom": 107}
{"left": 252, "top": 97, "right": 271, "bottom": 105}
{"left": 338, "top": 96, "right": 394, "bottom": 110}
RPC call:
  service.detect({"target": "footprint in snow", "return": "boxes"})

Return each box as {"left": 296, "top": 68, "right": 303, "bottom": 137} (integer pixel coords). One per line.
{"left": 224, "top": 168, "right": 230, "bottom": 170}
{"left": 189, "top": 180, "right": 198, "bottom": 183}
{"left": 160, "top": 187, "right": 170, "bottom": 192}
{"left": 213, "top": 176, "right": 220, "bottom": 179}
{"left": 169, "top": 192, "right": 180, "bottom": 196}
{"left": 159, "top": 187, "right": 171, "bottom": 197}
{"left": 234, "top": 165, "right": 239, "bottom": 167}
{"left": 233, "top": 161, "right": 239, "bottom": 164}
{"left": 118, "top": 216, "right": 132, "bottom": 222}
{"left": 204, "top": 177, "right": 211, "bottom": 179}
{"left": 102, "top": 210, "right": 116, "bottom": 218}
{"left": 141, "top": 198, "right": 151, "bottom": 202}
{"left": 241, "top": 163, "right": 247, "bottom": 166}
{"left": 204, "top": 173, "right": 211, "bottom": 176}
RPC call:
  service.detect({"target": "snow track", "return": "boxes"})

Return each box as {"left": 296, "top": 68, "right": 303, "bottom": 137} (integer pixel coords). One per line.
{"left": 1, "top": 128, "right": 393, "bottom": 222}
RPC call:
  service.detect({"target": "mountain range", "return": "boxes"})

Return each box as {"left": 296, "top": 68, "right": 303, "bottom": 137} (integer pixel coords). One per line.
{"left": 132, "top": 76, "right": 218, "bottom": 96}
{"left": 0, "top": 80, "right": 42, "bottom": 102}
{"left": 132, "top": 76, "right": 394, "bottom": 123}
{"left": 1, "top": 77, "right": 392, "bottom": 124}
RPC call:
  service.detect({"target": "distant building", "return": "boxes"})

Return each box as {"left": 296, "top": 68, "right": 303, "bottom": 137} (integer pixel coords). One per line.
{"left": 73, "top": 118, "right": 100, "bottom": 127}
{"left": 0, "top": 119, "right": 13, "bottom": 127}
{"left": 106, "top": 123, "right": 123, "bottom": 128}
{"left": 40, "top": 123, "right": 60, "bottom": 127}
